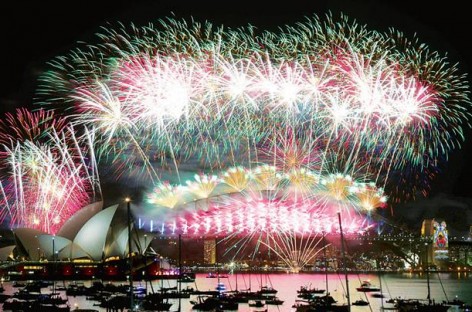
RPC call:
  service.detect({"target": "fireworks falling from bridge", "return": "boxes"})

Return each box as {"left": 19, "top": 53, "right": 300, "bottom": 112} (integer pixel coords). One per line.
{"left": 144, "top": 165, "right": 386, "bottom": 271}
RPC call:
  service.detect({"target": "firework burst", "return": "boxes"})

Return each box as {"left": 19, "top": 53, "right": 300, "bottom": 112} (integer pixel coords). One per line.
{"left": 0, "top": 124, "right": 101, "bottom": 233}
{"left": 34, "top": 14, "right": 470, "bottom": 203}
{"left": 0, "top": 103, "right": 101, "bottom": 233}
{"left": 143, "top": 166, "right": 385, "bottom": 271}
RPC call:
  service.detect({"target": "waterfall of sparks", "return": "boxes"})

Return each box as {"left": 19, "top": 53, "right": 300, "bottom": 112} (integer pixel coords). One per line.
{"left": 143, "top": 166, "right": 386, "bottom": 268}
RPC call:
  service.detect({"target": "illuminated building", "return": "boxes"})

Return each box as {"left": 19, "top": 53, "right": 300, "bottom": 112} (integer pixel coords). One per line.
{"left": 421, "top": 219, "right": 449, "bottom": 269}
{"left": 203, "top": 239, "right": 216, "bottom": 265}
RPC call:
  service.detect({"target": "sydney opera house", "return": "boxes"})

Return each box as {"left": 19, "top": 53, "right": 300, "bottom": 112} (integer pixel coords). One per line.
{"left": 0, "top": 201, "right": 166, "bottom": 280}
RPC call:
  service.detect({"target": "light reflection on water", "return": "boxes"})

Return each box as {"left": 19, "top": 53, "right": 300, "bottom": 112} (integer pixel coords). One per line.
{"left": 1, "top": 272, "right": 471, "bottom": 311}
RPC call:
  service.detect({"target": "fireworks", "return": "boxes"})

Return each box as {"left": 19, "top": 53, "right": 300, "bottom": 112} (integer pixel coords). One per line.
{"left": 0, "top": 13, "right": 470, "bottom": 267}
{"left": 146, "top": 166, "right": 385, "bottom": 235}
{"left": 144, "top": 166, "right": 385, "bottom": 271}
{"left": 0, "top": 108, "right": 69, "bottom": 147}
{"left": 0, "top": 110, "right": 101, "bottom": 233}
{"left": 33, "top": 14, "right": 470, "bottom": 202}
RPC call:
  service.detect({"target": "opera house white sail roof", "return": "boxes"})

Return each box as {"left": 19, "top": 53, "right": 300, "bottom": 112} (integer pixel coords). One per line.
{"left": 11, "top": 201, "right": 150, "bottom": 261}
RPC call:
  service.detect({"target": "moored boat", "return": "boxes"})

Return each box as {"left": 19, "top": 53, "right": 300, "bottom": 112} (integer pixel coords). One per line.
{"left": 394, "top": 298, "right": 449, "bottom": 312}
{"left": 352, "top": 298, "right": 369, "bottom": 306}
{"left": 297, "top": 285, "right": 325, "bottom": 299}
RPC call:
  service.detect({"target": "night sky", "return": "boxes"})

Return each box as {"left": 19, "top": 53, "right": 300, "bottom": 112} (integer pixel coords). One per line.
{"left": 1, "top": 0, "right": 472, "bottom": 200}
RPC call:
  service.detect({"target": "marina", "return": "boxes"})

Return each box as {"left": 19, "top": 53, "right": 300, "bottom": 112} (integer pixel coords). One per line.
{"left": 0, "top": 272, "right": 471, "bottom": 311}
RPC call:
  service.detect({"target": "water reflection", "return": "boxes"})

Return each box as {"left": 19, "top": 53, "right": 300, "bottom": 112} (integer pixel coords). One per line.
{"left": 1, "top": 272, "right": 471, "bottom": 311}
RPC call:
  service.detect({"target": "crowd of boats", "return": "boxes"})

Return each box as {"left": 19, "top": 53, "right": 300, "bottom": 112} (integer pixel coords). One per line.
{"left": 0, "top": 275, "right": 471, "bottom": 312}
{"left": 0, "top": 275, "right": 281, "bottom": 312}
{"left": 291, "top": 279, "right": 472, "bottom": 312}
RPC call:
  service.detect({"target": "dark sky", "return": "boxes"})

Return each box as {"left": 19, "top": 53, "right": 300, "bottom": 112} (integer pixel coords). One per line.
{"left": 1, "top": 0, "right": 472, "bottom": 198}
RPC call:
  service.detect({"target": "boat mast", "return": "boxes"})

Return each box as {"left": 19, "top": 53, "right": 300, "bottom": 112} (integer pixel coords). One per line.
{"left": 126, "top": 197, "right": 134, "bottom": 312}
{"left": 337, "top": 212, "right": 351, "bottom": 311}
{"left": 235, "top": 262, "right": 238, "bottom": 291}
{"left": 323, "top": 231, "right": 329, "bottom": 309}
{"left": 52, "top": 236, "right": 56, "bottom": 294}
{"left": 178, "top": 233, "right": 182, "bottom": 311}
{"left": 216, "top": 237, "right": 221, "bottom": 296}
{"left": 425, "top": 242, "right": 431, "bottom": 304}
{"left": 377, "top": 259, "right": 384, "bottom": 310}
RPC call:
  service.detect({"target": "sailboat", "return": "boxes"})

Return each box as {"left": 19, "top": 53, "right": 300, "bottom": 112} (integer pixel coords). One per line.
{"left": 356, "top": 280, "right": 380, "bottom": 292}
{"left": 393, "top": 243, "right": 449, "bottom": 312}
{"left": 140, "top": 233, "right": 174, "bottom": 311}
{"left": 394, "top": 298, "right": 450, "bottom": 312}
{"left": 293, "top": 215, "right": 350, "bottom": 312}
{"left": 297, "top": 284, "right": 325, "bottom": 299}
{"left": 257, "top": 273, "right": 278, "bottom": 296}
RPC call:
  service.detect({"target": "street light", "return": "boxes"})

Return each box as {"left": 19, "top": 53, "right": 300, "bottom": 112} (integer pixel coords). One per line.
{"left": 144, "top": 234, "right": 148, "bottom": 295}
{"left": 126, "top": 197, "right": 134, "bottom": 311}
{"left": 144, "top": 234, "right": 147, "bottom": 255}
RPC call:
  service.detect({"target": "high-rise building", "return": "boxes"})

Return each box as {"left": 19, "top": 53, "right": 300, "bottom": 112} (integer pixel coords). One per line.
{"left": 203, "top": 238, "right": 216, "bottom": 265}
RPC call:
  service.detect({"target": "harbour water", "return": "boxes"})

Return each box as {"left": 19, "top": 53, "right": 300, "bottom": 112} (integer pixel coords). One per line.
{"left": 1, "top": 271, "right": 471, "bottom": 311}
